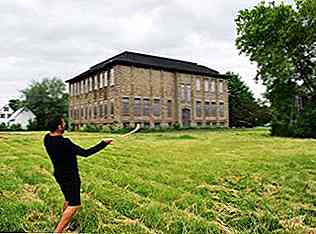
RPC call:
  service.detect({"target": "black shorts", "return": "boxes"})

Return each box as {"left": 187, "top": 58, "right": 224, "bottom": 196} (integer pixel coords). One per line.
{"left": 56, "top": 181, "right": 81, "bottom": 206}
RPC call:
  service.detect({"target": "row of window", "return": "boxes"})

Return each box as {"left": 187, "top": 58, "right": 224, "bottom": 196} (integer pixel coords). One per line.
{"left": 69, "top": 69, "right": 115, "bottom": 96}
{"left": 180, "top": 80, "right": 224, "bottom": 102}
{"left": 70, "top": 99, "right": 225, "bottom": 121}
{"left": 196, "top": 101, "right": 225, "bottom": 118}
{"left": 195, "top": 79, "right": 224, "bottom": 93}
{"left": 0, "top": 113, "right": 12, "bottom": 119}
{"left": 70, "top": 102, "right": 114, "bottom": 121}
{"left": 122, "top": 97, "right": 172, "bottom": 117}
{"left": 122, "top": 121, "right": 226, "bottom": 128}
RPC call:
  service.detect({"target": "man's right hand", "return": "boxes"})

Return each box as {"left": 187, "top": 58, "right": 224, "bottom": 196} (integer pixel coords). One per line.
{"left": 103, "top": 139, "right": 113, "bottom": 145}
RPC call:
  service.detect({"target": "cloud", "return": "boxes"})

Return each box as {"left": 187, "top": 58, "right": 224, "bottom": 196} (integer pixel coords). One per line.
{"left": 0, "top": 0, "right": 278, "bottom": 107}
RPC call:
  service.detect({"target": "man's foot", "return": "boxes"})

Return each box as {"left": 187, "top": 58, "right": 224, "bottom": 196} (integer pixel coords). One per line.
{"left": 65, "top": 220, "right": 80, "bottom": 233}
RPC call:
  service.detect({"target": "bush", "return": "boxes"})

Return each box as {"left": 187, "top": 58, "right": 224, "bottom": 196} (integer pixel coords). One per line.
{"left": 0, "top": 123, "right": 8, "bottom": 131}
{"left": 9, "top": 124, "right": 23, "bottom": 131}
{"left": 271, "top": 98, "right": 316, "bottom": 138}
{"left": 27, "top": 119, "right": 39, "bottom": 131}
{"left": 0, "top": 123, "right": 24, "bottom": 131}
{"left": 80, "top": 124, "right": 103, "bottom": 133}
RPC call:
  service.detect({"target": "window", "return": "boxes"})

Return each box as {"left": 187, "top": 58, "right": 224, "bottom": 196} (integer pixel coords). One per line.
{"left": 110, "top": 68, "right": 115, "bottom": 86}
{"left": 219, "top": 102, "right": 225, "bottom": 117}
{"left": 104, "top": 103, "right": 108, "bottom": 117}
{"left": 186, "top": 85, "right": 191, "bottom": 101}
{"left": 78, "top": 82, "right": 81, "bottom": 95}
{"left": 72, "top": 83, "right": 75, "bottom": 96}
{"left": 110, "top": 102, "right": 114, "bottom": 115}
{"left": 89, "top": 77, "right": 93, "bottom": 92}
{"left": 181, "top": 84, "right": 185, "bottom": 100}
{"left": 84, "top": 107, "right": 88, "bottom": 119}
{"left": 144, "top": 122, "right": 150, "bottom": 128}
{"left": 94, "top": 105, "right": 98, "bottom": 118}
{"left": 204, "top": 79, "right": 209, "bottom": 92}
{"left": 211, "top": 102, "right": 217, "bottom": 117}
{"left": 81, "top": 107, "right": 84, "bottom": 118}
{"left": 86, "top": 78, "right": 89, "bottom": 93}
{"left": 0, "top": 114, "right": 5, "bottom": 118}
{"left": 94, "top": 75, "right": 98, "bottom": 90}
{"left": 72, "top": 108, "right": 75, "bottom": 120}
{"left": 133, "top": 98, "right": 141, "bottom": 116}
{"left": 196, "top": 101, "right": 202, "bottom": 117}
{"left": 99, "top": 104, "right": 103, "bottom": 118}
{"left": 83, "top": 80, "right": 86, "bottom": 94}
{"left": 88, "top": 106, "right": 92, "bottom": 119}
{"left": 205, "top": 101, "right": 210, "bottom": 117}
{"left": 104, "top": 71, "right": 108, "bottom": 87}
{"left": 100, "top": 73, "right": 104, "bottom": 88}
{"left": 219, "top": 81, "right": 224, "bottom": 93}
{"left": 153, "top": 99, "right": 160, "bottom": 117}
{"left": 196, "top": 79, "right": 201, "bottom": 91}
{"left": 122, "top": 97, "right": 129, "bottom": 116}
{"left": 81, "top": 80, "right": 84, "bottom": 94}
{"left": 143, "top": 98, "right": 150, "bottom": 116}
{"left": 3, "top": 107, "right": 9, "bottom": 112}
{"left": 210, "top": 80, "right": 216, "bottom": 92}
{"left": 167, "top": 100, "right": 172, "bottom": 118}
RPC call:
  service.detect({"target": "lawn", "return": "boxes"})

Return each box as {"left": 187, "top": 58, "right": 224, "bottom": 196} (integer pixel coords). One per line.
{"left": 0, "top": 129, "right": 315, "bottom": 233}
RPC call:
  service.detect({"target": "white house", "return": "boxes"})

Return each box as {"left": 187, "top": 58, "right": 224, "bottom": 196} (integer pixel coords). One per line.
{"left": 7, "top": 107, "right": 36, "bottom": 129}
{"left": 0, "top": 104, "right": 14, "bottom": 124}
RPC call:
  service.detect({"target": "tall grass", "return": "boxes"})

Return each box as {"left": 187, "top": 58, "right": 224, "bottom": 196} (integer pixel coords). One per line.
{"left": 0, "top": 129, "right": 315, "bottom": 233}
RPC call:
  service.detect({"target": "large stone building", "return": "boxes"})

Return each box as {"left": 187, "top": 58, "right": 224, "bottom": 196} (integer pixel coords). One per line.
{"left": 66, "top": 51, "right": 229, "bottom": 129}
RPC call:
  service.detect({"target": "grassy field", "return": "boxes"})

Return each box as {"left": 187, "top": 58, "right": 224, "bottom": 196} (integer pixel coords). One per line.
{"left": 0, "top": 129, "right": 315, "bottom": 233}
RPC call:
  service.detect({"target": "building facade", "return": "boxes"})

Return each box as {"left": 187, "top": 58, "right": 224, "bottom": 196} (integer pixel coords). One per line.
{"left": 66, "top": 51, "right": 229, "bottom": 129}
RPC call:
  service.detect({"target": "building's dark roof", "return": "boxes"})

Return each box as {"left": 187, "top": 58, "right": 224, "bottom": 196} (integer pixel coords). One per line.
{"left": 66, "top": 51, "right": 228, "bottom": 83}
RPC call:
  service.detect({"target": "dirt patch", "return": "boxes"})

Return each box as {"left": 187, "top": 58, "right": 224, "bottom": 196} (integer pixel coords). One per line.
{"left": 280, "top": 216, "right": 307, "bottom": 232}
{"left": 213, "top": 219, "right": 233, "bottom": 234}
{"left": 196, "top": 182, "right": 240, "bottom": 197}
{"left": 262, "top": 183, "right": 280, "bottom": 197}
{"left": 21, "top": 184, "right": 42, "bottom": 203}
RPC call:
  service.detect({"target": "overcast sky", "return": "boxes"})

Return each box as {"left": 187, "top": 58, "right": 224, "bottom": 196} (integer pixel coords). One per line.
{"left": 0, "top": 0, "right": 294, "bottom": 107}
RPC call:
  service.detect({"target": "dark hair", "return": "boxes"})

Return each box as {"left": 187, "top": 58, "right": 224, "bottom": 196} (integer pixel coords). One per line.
{"left": 47, "top": 115, "right": 64, "bottom": 132}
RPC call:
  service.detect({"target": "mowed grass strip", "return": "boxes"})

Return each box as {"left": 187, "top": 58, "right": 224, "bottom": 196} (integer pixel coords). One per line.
{"left": 0, "top": 129, "right": 315, "bottom": 233}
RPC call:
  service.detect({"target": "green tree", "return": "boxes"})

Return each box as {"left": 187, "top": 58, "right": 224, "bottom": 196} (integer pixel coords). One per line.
{"left": 22, "top": 78, "right": 68, "bottom": 130}
{"left": 8, "top": 99, "right": 25, "bottom": 112}
{"left": 227, "top": 72, "right": 271, "bottom": 128}
{"left": 235, "top": 0, "right": 316, "bottom": 137}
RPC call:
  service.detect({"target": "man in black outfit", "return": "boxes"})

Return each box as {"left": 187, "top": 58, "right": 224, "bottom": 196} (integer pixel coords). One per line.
{"left": 43, "top": 116, "right": 112, "bottom": 233}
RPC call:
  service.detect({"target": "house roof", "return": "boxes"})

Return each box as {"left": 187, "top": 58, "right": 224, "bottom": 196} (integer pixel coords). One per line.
{"left": 8, "top": 107, "right": 35, "bottom": 121}
{"left": 66, "top": 51, "right": 228, "bottom": 83}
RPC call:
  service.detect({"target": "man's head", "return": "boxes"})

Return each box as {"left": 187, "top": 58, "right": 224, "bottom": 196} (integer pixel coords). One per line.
{"left": 47, "top": 115, "right": 65, "bottom": 134}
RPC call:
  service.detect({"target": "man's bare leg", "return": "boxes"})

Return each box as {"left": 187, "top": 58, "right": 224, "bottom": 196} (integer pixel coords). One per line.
{"left": 62, "top": 201, "right": 69, "bottom": 212}
{"left": 54, "top": 206, "right": 80, "bottom": 233}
